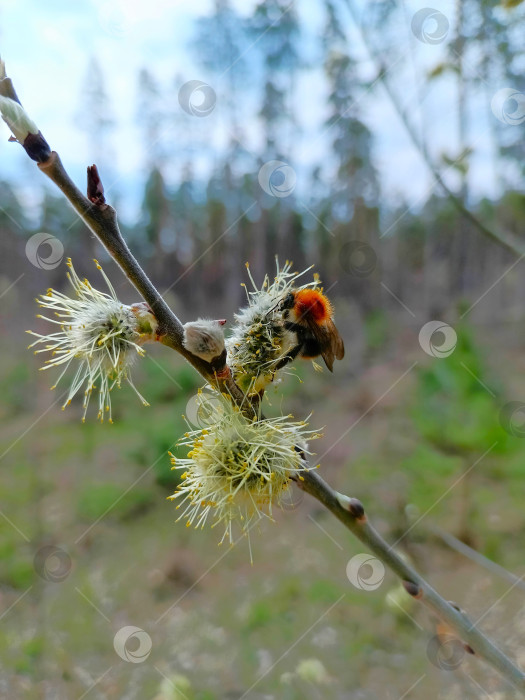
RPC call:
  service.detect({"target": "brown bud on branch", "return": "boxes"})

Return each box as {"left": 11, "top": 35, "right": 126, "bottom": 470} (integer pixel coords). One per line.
{"left": 402, "top": 580, "right": 422, "bottom": 599}
{"left": 87, "top": 164, "right": 106, "bottom": 206}
{"left": 336, "top": 492, "right": 366, "bottom": 520}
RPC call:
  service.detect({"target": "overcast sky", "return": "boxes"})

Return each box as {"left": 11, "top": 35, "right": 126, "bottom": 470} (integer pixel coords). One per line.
{"left": 0, "top": 0, "right": 518, "bottom": 224}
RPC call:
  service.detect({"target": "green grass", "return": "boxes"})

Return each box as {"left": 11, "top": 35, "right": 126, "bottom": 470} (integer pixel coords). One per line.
{"left": 1, "top": 330, "right": 525, "bottom": 699}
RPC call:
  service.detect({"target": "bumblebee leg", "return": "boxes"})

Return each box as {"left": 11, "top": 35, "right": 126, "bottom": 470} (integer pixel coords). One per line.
{"left": 274, "top": 343, "right": 303, "bottom": 370}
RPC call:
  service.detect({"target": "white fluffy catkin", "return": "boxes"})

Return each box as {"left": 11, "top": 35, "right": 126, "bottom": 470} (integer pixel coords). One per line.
{"left": 183, "top": 319, "right": 226, "bottom": 362}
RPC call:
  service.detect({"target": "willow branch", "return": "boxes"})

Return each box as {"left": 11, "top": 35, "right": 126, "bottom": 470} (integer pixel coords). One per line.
{"left": 35, "top": 153, "right": 253, "bottom": 411}
{"left": 296, "top": 468, "right": 525, "bottom": 694}
{"left": 0, "top": 60, "right": 255, "bottom": 414}
{"left": 36, "top": 157, "right": 200, "bottom": 368}
{"left": 343, "top": 0, "right": 525, "bottom": 259}
{"left": 7, "top": 58, "right": 522, "bottom": 691}
{"left": 38, "top": 154, "right": 183, "bottom": 342}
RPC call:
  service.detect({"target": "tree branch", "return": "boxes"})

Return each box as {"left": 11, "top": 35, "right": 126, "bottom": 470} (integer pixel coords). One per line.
{"left": 39, "top": 153, "right": 183, "bottom": 343}
{"left": 297, "top": 467, "right": 525, "bottom": 694}
{"left": 428, "top": 523, "right": 525, "bottom": 592}
{"left": 5, "top": 58, "right": 523, "bottom": 693}
{"left": 343, "top": 0, "right": 525, "bottom": 259}
{"left": 36, "top": 152, "right": 253, "bottom": 412}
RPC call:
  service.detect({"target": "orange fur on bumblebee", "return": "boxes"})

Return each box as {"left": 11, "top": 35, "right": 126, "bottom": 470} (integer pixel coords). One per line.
{"left": 278, "top": 288, "right": 344, "bottom": 372}
{"left": 292, "top": 289, "right": 333, "bottom": 323}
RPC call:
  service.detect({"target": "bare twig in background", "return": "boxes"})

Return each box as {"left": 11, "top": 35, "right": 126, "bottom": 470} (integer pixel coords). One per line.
{"left": 429, "top": 523, "right": 525, "bottom": 592}
{"left": 298, "top": 468, "right": 525, "bottom": 694}
{"left": 342, "top": 0, "right": 525, "bottom": 259}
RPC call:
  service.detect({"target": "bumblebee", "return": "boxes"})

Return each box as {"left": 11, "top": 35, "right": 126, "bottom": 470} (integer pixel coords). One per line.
{"left": 276, "top": 289, "right": 344, "bottom": 371}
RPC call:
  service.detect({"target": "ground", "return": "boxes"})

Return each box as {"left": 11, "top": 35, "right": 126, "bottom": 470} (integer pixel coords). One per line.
{"left": 1, "top": 317, "right": 524, "bottom": 700}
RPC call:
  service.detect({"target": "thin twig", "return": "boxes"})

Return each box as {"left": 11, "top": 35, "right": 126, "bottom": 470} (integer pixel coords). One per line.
{"left": 297, "top": 468, "right": 525, "bottom": 694}
{"left": 342, "top": 0, "right": 525, "bottom": 258}
{"left": 36, "top": 153, "right": 253, "bottom": 413}
{"left": 428, "top": 523, "right": 525, "bottom": 592}
{"left": 5, "top": 59, "right": 525, "bottom": 694}
{"left": 2, "top": 56, "right": 249, "bottom": 403}
{"left": 38, "top": 154, "right": 184, "bottom": 343}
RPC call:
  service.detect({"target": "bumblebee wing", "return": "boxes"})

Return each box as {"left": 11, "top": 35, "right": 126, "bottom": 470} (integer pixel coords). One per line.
{"left": 329, "top": 319, "right": 345, "bottom": 361}
{"left": 304, "top": 317, "right": 344, "bottom": 372}
{"left": 322, "top": 347, "right": 335, "bottom": 372}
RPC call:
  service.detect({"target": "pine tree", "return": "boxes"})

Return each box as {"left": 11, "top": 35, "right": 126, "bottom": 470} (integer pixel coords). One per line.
{"left": 192, "top": 0, "right": 248, "bottom": 134}
{"left": 76, "top": 57, "right": 115, "bottom": 175}
{"left": 322, "top": 0, "right": 379, "bottom": 222}
{"left": 249, "top": 0, "right": 301, "bottom": 157}
{"left": 136, "top": 68, "right": 165, "bottom": 168}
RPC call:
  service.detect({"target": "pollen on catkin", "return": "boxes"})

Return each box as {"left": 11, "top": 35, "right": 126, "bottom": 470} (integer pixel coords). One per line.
{"left": 226, "top": 259, "right": 320, "bottom": 394}
{"left": 168, "top": 398, "right": 321, "bottom": 550}
{"left": 26, "top": 258, "right": 157, "bottom": 422}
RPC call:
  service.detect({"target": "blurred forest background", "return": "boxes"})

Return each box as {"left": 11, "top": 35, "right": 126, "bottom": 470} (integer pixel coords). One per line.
{"left": 2, "top": 0, "right": 525, "bottom": 699}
